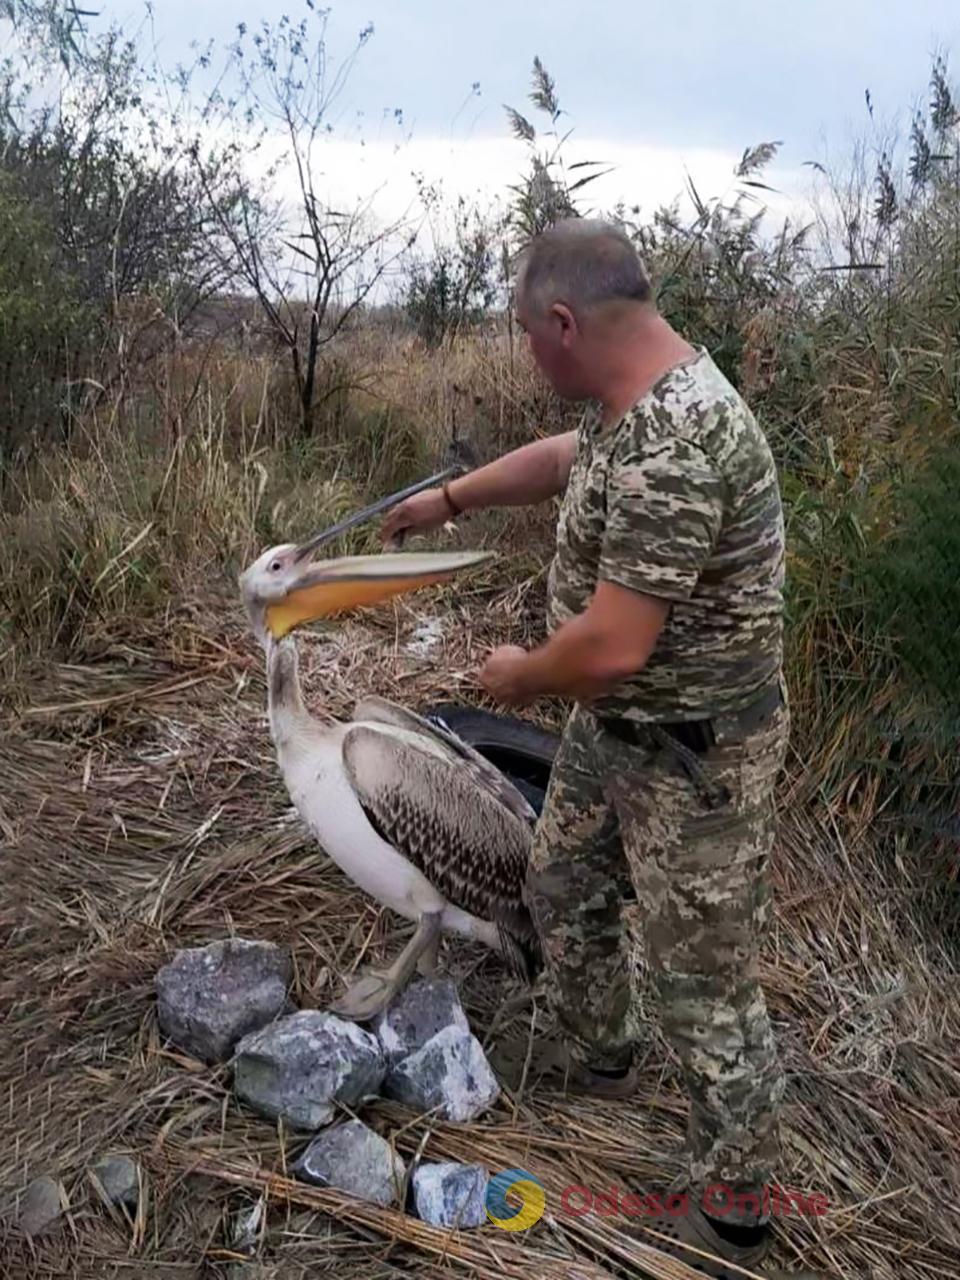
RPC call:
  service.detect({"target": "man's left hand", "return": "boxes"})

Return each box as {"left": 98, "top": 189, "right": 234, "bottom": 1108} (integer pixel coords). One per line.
{"left": 479, "top": 645, "right": 532, "bottom": 707}
{"left": 478, "top": 583, "right": 669, "bottom": 708}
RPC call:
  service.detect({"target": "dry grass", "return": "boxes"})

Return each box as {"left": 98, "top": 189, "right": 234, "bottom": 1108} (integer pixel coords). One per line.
{"left": 0, "top": 326, "right": 566, "bottom": 690}
{"left": 2, "top": 558, "right": 959, "bottom": 1280}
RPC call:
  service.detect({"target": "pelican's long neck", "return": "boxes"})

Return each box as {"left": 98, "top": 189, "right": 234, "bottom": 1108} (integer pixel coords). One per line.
{"left": 265, "top": 633, "right": 313, "bottom": 749}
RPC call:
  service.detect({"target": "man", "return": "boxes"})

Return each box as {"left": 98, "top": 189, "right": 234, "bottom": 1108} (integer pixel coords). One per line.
{"left": 380, "top": 218, "right": 793, "bottom": 1277}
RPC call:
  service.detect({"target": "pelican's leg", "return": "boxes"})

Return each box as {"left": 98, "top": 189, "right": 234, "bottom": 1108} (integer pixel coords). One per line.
{"left": 329, "top": 912, "right": 442, "bottom": 1021}
{"left": 416, "top": 931, "right": 440, "bottom": 976}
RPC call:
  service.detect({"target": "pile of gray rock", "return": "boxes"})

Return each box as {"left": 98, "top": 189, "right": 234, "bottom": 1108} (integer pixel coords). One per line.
{"left": 151, "top": 937, "right": 499, "bottom": 1228}
{"left": 12, "top": 937, "right": 502, "bottom": 1241}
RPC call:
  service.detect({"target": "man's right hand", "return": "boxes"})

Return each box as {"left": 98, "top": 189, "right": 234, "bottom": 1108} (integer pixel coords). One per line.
{"left": 379, "top": 488, "right": 455, "bottom": 545}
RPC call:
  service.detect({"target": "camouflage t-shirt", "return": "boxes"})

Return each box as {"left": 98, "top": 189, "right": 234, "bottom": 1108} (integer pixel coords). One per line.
{"left": 545, "top": 345, "right": 785, "bottom": 722}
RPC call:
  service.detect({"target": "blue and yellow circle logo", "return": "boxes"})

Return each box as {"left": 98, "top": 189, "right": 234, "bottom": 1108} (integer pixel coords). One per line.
{"left": 485, "top": 1167, "right": 546, "bottom": 1231}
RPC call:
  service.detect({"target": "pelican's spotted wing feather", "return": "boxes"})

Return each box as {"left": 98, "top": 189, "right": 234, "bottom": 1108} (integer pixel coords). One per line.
{"left": 341, "top": 722, "right": 540, "bottom": 978}
{"left": 351, "top": 696, "right": 537, "bottom": 825}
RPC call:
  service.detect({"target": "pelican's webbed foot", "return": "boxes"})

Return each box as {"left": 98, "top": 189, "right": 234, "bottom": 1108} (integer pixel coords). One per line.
{"left": 328, "top": 911, "right": 442, "bottom": 1022}
{"left": 328, "top": 971, "right": 396, "bottom": 1021}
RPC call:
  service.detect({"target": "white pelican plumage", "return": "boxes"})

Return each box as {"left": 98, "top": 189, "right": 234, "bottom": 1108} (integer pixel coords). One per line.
{"left": 239, "top": 539, "right": 541, "bottom": 1020}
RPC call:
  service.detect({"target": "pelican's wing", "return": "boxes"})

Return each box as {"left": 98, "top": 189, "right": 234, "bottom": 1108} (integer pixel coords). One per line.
{"left": 341, "top": 722, "right": 540, "bottom": 976}
{"left": 352, "top": 696, "right": 537, "bottom": 825}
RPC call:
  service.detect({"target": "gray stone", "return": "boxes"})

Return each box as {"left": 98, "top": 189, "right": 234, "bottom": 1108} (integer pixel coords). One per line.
{"left": 412, "top": 1161, "right": 488, "bottom": 1228}
{"left": 156, "top": 938, "right": 291, "bottom": 1063}
{"left": 371, "top": 977, "right": 469, "bottom": 1064}
{"left": 18, "top": 1176, "right": 64, "bottom": 1238}
{"left": 292, "top": 1118, "right": 405, "bottom": 1207}
{"left": 383, "top": 1025, "right": 500, "bottom": 1122}
{"left": 234, "top": 1010, "right": 385, "bottom": 1130}
{"left": 93, "top": 1155, "right": 139, "bottom": 1209}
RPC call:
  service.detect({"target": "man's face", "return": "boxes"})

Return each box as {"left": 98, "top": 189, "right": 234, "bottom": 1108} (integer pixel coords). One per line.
{"left": 515, "top": 289, "right": 586, "bottom": 400}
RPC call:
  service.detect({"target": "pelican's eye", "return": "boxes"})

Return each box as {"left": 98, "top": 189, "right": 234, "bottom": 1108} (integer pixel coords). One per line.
{"left": 270, "top": 560, "right": 282, "bottom": 572}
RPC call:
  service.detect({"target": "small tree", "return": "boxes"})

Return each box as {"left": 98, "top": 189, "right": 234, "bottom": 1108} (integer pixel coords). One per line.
{"left": 1, "top": 6, "right": 253, "bottom": 445}
{"left": 181, "top": 7, "right": 413, "bottom": 436}
{"left": 0, "top": 169, "right": 91, "bottom": 461}
{"left": 404, "top": 185, "right": 502, "bottom": 347}
{"left": 0, "top": 0, "right": 93, "bottom": 73}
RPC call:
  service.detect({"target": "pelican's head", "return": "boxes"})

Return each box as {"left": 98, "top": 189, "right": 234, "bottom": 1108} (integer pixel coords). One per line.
{"left": 240, "top": 538, "right": 494, "bottom": 646}
{"left": 240, "top": 542, "right": 301, "bottom": 643}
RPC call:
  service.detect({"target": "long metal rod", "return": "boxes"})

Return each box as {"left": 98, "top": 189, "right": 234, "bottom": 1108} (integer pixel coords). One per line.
{"left": 292, "top": 464, "right": 460, "bottom": 562}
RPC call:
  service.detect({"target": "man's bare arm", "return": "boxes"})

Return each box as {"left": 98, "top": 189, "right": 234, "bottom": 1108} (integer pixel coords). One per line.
{"left": 448, "top": 430, "right": 577, "bottom": 511}
{"left": 480, "top": 581, "right": 670, "bottom": 705}
{"left": 380, "top": 431, "right": 576, "bottom": 542}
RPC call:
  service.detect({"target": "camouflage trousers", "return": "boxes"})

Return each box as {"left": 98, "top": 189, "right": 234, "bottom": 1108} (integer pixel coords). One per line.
{"left": 526, "top": 688, "right": 789, "bottom": 1225}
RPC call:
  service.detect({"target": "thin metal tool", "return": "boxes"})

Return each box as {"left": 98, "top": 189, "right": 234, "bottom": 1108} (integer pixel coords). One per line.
{"left": 292, "top": 464, "right": 460, "bottom": 563}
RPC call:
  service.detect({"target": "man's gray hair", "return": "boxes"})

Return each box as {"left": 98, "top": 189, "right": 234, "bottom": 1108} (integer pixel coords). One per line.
{"left": 515, "top": 217, "right": 653, "bottom": 315}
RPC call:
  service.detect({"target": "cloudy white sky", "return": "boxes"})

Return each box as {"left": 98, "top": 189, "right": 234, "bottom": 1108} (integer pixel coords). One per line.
{"left": 14, "top": 0, "right": 960, "bottom": 262}
{"left": 86, "top": 0, "right": 960, "bottom": 230}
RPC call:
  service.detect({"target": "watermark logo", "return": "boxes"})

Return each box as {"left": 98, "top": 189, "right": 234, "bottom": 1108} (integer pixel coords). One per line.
{"left": 484, "top": 1173, "right": 828, "bottom": 1231}
{"left": 485, "top": 1167, "right": 546, "bottom": 1231}
{"left": 560, "top": 1183, "right": 829, "bottom": 1220}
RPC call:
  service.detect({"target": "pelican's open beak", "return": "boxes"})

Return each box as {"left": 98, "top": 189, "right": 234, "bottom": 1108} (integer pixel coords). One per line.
{"left": 265, "top": 549, "right": 495, "bottom": 639}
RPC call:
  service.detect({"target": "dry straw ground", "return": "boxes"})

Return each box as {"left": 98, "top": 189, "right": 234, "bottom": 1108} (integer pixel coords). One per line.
{"left": 2, "top": 544, "right": 959, "bottom": 1280}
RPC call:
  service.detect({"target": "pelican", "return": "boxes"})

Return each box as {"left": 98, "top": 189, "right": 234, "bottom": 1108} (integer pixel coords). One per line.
{"left": 239, "top": 535, "right": 541, "bottom": 1020}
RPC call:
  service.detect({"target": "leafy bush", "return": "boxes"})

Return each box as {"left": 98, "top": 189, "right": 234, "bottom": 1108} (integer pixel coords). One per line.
{"left": 404, "top": 197, "right": 501, "bottom": 347}
{"left": 860, "top": 443, "right": 960, "bottom": 714}
{"left": 0, "top": 171, "right": 92, "bottom": 463}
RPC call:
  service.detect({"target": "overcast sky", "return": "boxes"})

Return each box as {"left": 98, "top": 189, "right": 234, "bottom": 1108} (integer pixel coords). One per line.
{"left": 77, "top": 1, "right": 960, "bottom": 232}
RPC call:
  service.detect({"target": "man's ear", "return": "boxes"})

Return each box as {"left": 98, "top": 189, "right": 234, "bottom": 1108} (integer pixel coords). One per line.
{"left": 551, "top": 301, "right": 578, "bottom": 345}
